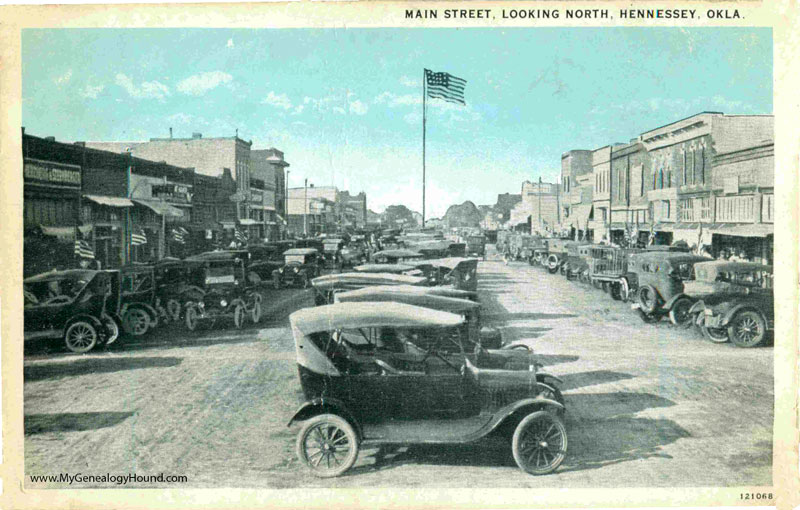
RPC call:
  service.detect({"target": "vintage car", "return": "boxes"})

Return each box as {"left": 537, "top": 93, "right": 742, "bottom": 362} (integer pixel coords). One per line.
{"left": 685, "top": 261, "right": 774, "bottom": 347}
{"left": 587, "top": 246, "right": 646, "bottom": 300}
{"left": 530, "top": 238, "right": 550, "bottom": 266}
{"left": 544, "top": 239, "right": 577, "bottom": 274}
{"left": 118, "top": 264, "right": 161, "bottom": 336}
{"left": 272, "top": 248, "right": 321, "bottom": 289}
{"left": 339, "top": 239, "right": 369, "bottom": 267}
{"left": 311, "top": 272, "right": 429, "bottom": 305}
{"left": 563, "top": 244, "right": 595, "bottom": 283}
{"left": 153, "top": 258, "right": 200, "bottom": 322}
{"left": 287, "top": 303, "right": 568, "bottom": 477}
{"left": 371, "top": 248, "right": 424, "bottom": 264}
{"left": 24, "top": 269, "right": 121, "bottom": 353}
{"left": 466, "top": 235, "right": 487, "bottom": 259}
{"left": 321, "top": 238, "right": 345, "bottom": 268}
{"left": 246, "top": 242, "right": 296, "bottom": 284}
{"left": 628, "top": 252, "right": 712, "bottom": 324}
{"left": 426, "top": 257, "right": 480, "bottom": 291}
{"left": 182, "top": 252, "right": 263, "bottom": 330}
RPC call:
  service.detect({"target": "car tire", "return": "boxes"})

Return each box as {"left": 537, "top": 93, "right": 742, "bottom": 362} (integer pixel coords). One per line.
{"left": 546, "top": 255, "right": 559, "bottom": 274}
{"left": 185, "top": 305, "right": 199, "bottom": 332}
{"left": 167, "top": 299, "right": 182, "bottom": 321}
{"left": 123, "top": 307, "right": 151, "bottom": 336}
{"left": 512, "top": 411, "right": 567, "bottom": 475}
{"left": 251, "top": 300, "right": 262, "bottom": 324}
{"left": 64, "top": 321, "right": 98, "bottom": 353}
{"left": 233, "top": 304, "right": 245, "bottom": 329}
{"left": 296, "top": 414, "right": 359, "bottom": 478}
{"left": 273, "top": 274, "right": 281, "bottom": 290}
{"left": 101, "top": 313, "right": 120, "bottom": 346}
{"left": 637, "top": 285, "right": 660, "bottom": 314}
{"left": 701, "top": 325, "right": 729, "bottom": 343}
{"left": 728, "top": 310, "right": 767, "bottom": 348}
{"left": 668, "top": 298, "right": 694, "bottom": 328}
{"left": 619, "top": 278, "right": 631, "bottom": 301}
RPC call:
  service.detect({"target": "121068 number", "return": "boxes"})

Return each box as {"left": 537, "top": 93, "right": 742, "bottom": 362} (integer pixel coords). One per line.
{"left": 740, "top": 493, "right": 773, "bottom": 500}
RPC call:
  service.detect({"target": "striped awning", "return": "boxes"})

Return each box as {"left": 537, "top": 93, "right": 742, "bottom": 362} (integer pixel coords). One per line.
{"left": 84, "top": 195, "right": 134, "bottom": 207}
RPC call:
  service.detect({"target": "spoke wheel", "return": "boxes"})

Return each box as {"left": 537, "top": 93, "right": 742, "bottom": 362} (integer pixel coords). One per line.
{"left": 233, "top": 304, "right": 244, "bottom": 329}
{"left": 251, "top": 300, "right": 262, "bottom": 324}
{"left": 512, "top": 411, "right": 567, "bottom": 475}
{"left": 296, "top": 414, "right": 359, "bottom": 478}
{"left": 123, "top": 308, "right": 151, "bottom": 336}
{"left": 668, "top": 298, "right": 694, "bottom": 328}
{"left": 185, "top": 305, "right": 199, "bottom": 331}
{"left": 64, "top": 321, "right": 98, "bottom": 353}
{"left": 701, "top": 325, "right": 729, "bottom": 343}
{"left": 728, "top": 310, "right": 767, "bottom": 348}
{"left": 637, "top": 285, "right": 660, "bottom": 314}
{"left": 167, "top": 299, "right": 182, "bottom": 321}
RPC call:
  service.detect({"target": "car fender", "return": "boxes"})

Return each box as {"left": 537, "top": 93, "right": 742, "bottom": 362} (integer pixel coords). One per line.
{"left": 287, "top": 397, "right": 363, "bottom": 440}
{"left": 664, "top": 293, "right": 692, "bottom": 311}
{"left": 63, "top": 313, "right": 104, "bottom": 338}
{"left": 688, "top": 299, "right": 706, "bottom": 316}
{"left": 536, "top": 372, "right": 563, "bottom": 386}
{"left": 487, "top": 397, "right": 565, "bottom": 437}
{"left": 721, "top": 304, "right": 770, "bottom": 329}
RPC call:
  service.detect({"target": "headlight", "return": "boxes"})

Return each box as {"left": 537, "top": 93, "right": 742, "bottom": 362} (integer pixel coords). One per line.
{"left": 293, "top": 267, "right": 299, "bottom": 273}
{"left": 220, "top": 299, "right": 228, "bottom": 307}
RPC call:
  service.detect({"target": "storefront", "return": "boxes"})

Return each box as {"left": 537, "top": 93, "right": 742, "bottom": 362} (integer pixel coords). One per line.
{"left": 82, "top": 194, "right": 133, "bottom": 269}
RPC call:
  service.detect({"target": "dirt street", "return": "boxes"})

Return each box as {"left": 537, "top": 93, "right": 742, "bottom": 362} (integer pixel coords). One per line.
{"left": 24, "top": 256, "right": 773, "bottom": 488}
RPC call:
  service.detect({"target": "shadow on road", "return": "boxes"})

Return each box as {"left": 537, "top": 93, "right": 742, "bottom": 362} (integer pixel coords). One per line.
{"left": 25, "top": 411, "right": 135, "bottom": 435}
{"left": 534, "top": 353, "right": 581, "bottom": 366}
{"left": 559, "top": 370, "right": 636, "bottom": 391}
{"left": 501, "top": 326, "right": 554, "bottom": 341}
{"left": 24, "top": 356, "right": 183, "bottom": 382}
{"left": 484, "top": 312, "right": 578, "bottom": 322}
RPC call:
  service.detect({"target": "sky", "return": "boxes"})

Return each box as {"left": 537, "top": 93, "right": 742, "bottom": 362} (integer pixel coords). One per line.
{"left": 22, "top": 28, "right": 772, "bottom": 217}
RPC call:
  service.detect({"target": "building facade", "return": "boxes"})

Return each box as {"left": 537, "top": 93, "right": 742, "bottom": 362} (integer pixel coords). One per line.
{"left": 508, "top": 180, "right": 560, "bottom": 234}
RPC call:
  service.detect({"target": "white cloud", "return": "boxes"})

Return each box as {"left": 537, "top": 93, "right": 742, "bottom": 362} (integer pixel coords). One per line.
{"left": 55, "top": 69, "right": 72, "bottom": 86}
{"left": 400, "top": 75, "right": 421, "bottom": 88}
{"left": 227, "top": 38, "right": 234, "bottom": 48}
{"left": 177, "top": 71, "right": 233, "bottom": 96}
{"left": 115, "top": 73, "right": 170, "bottom": 100}
{"left": 291, "top": 104, "right": 305, "bottom": 115}
{"left": 374, "top": 92, "right": 421, "bottom": 107}
{"left": 349, "top": 99, "right": 368, "bottom": 115}
{"left": 332, "top": 106, "right": 346, "bottom": 115}
{"left": 80, "top": 83, "right": 104, "bottom": 99}
{"left": 262, "top": 91, "right": 293, "bottom": 110}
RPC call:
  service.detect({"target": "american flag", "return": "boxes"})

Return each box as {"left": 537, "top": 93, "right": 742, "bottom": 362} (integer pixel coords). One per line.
{"left": 171, "top": 226, "right": 189, "bottom": 244}
{"left": 234, "top": 226, "right": 248, "bottom": 244}
{"left": 74, "top": 234, "right": 94, "bottom": 259}
{"left": 131, "top": 227, "right": 148, "bottom": 246}
{"left": 425, "top": 69, "right": 467, "bottom": 105}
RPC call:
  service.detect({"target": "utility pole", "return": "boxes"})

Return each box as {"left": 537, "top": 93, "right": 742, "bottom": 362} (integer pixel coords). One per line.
{"left": 304, "top": 178, "right": 308, "bottom": 236}
{"left": 285, "top": 169, "right": 290, "bottom": 238}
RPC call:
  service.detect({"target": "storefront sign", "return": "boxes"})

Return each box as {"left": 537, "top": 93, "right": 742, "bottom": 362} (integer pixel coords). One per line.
{"left": 24, "top": 159, "right": 81, "bottom": 187}
{"left": 152, "top": 183, "right": 192, "bottom": 204}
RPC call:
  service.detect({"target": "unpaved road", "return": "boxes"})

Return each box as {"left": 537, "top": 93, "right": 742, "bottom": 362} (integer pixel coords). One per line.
{"left": 24, "top": 253, "right": 773, "bottom": 488}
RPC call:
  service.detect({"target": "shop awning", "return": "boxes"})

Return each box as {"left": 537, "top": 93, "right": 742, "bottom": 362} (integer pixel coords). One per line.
{"left": 710, "top": 223, "right": 773, "bottom": 238}
{"left": 40, "top": 225, "right": 93, "bottom": 241}
{"left": 220, "top": 221, "right": 237, "bottom": 230}
{"left": 84, "top": 194, "right": 134, "bottom": 207}
{"left": 133, "top": 198, "right": 184, "bottom": 218}
{"left": 239, "top": 218, "right": 259, "bottom": 226}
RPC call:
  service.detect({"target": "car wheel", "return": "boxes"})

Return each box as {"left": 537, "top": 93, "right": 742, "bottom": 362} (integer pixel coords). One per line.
{"left": 185, "top": 305, "right": 199, "bottom": 332}
{"left": 251, "top": 300, "right": 262, "bottom": 324}
{"left": 123, "top": 307, "right": 151, "bottom": 336}
{"left": 296, "top": 414, "right": 359, "bottom": 478}
{"left": 636, "top": 309, "right": 662, "bottom": 324}
{"left": 728, "top": 310, "right": 767, "bottom": 348}
{"left": 637, "top": 285, "right": 660, "bottom": 314}
{"left": 273, "top": 274, "right": 281, "bottom": 290}
{"left": 64, "top": 321, "right": 98, "bottom": 353}
{"left": 619, "top": 278, "right": 631, "bottom": 301}
{"left": 167, "top": 299, "right": 182, "bottom": 321}
{"left": 701, "top": 325, "right": 729, "bottom": 343}
{"left": 609, "top": 282, "right": 622, "bottom": 301}
{"left": 668, "top": 298, "right": 694, "bottom": 328}
{"left": 233, "top": 304, "right": 245, "bottom": 329}
{"left": 512, "top": 411, "right": 567, "bottom": 475}
{"left": 101, "top": 313, "right": 120, "bottom": 346}
{"left": 546, "top": 255, "right": 559, "bottom": 274}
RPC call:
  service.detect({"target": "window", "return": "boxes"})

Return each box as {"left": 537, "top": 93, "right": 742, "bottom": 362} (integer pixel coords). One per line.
{"left": 682, "top": 150, "right": 687, "bottom": 185}
{"left": 716, "top": 195, "right": 755, "bottom": 222}
{"left": 679, "top": 199, "right": 694, "bottom": 221}
{"left": 700, "top": 197, "right": 711, "bottom": 220}
{"left": 698, "top": 146, "right": 705, "bottom": 184}
{"left": 640, "top": 166, "right": 645, "bottom": 196}
{"left": 761, "top": 194, "right": 774, "bottom": 223}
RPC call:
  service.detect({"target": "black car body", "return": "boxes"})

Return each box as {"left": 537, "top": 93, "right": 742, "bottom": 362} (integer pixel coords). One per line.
{"left": 287, "top": 303, "right": 567, "bottom": 477}
{"left": 182, "top": 252, "right": 263, "bottom": 330}
{"left": 685, "top": 261, "right": 774, "bottom": 347}
{"left": 24, "top": 269, "right": 121, "bottom": 353}
{"left": 272, "top": 248, "right": 321, "bottom": 289}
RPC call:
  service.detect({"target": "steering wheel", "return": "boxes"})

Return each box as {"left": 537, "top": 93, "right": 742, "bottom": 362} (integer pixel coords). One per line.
{"left": 374, "top": 359, "right": 401, "bottom": 375}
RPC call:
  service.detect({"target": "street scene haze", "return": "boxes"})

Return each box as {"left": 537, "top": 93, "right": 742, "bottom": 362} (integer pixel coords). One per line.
{"left": 22, "top": 27, "right": 774, "bottom": 488}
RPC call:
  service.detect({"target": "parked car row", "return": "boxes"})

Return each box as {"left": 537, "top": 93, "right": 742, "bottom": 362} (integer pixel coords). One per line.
{"left": 526, "top": 238, "right": 774, "bottom": 348}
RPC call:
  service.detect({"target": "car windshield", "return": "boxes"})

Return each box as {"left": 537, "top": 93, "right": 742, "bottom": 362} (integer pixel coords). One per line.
{"left": 285, "top": 254, "right": 306, "bottom": 264}
{"left": 717, "top": 270, "right": 773, "bottom": 288}
{"left": 672, "top": 262, "right": 696, "bottom": 280}
{"left": 24, "top": 275, "right": 90, "bottom": 306}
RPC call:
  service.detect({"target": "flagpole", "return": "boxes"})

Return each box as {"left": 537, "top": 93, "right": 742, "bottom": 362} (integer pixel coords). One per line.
{"left": 422, "top": 69, "right": 427, "bottom": 229}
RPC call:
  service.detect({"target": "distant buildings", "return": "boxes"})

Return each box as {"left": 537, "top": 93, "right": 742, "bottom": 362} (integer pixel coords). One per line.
{"left": 508, "top": 180, "right": 561, "bottom": 234}
{"left": 286, "top": 185, "right": 369, "bottom": 236}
